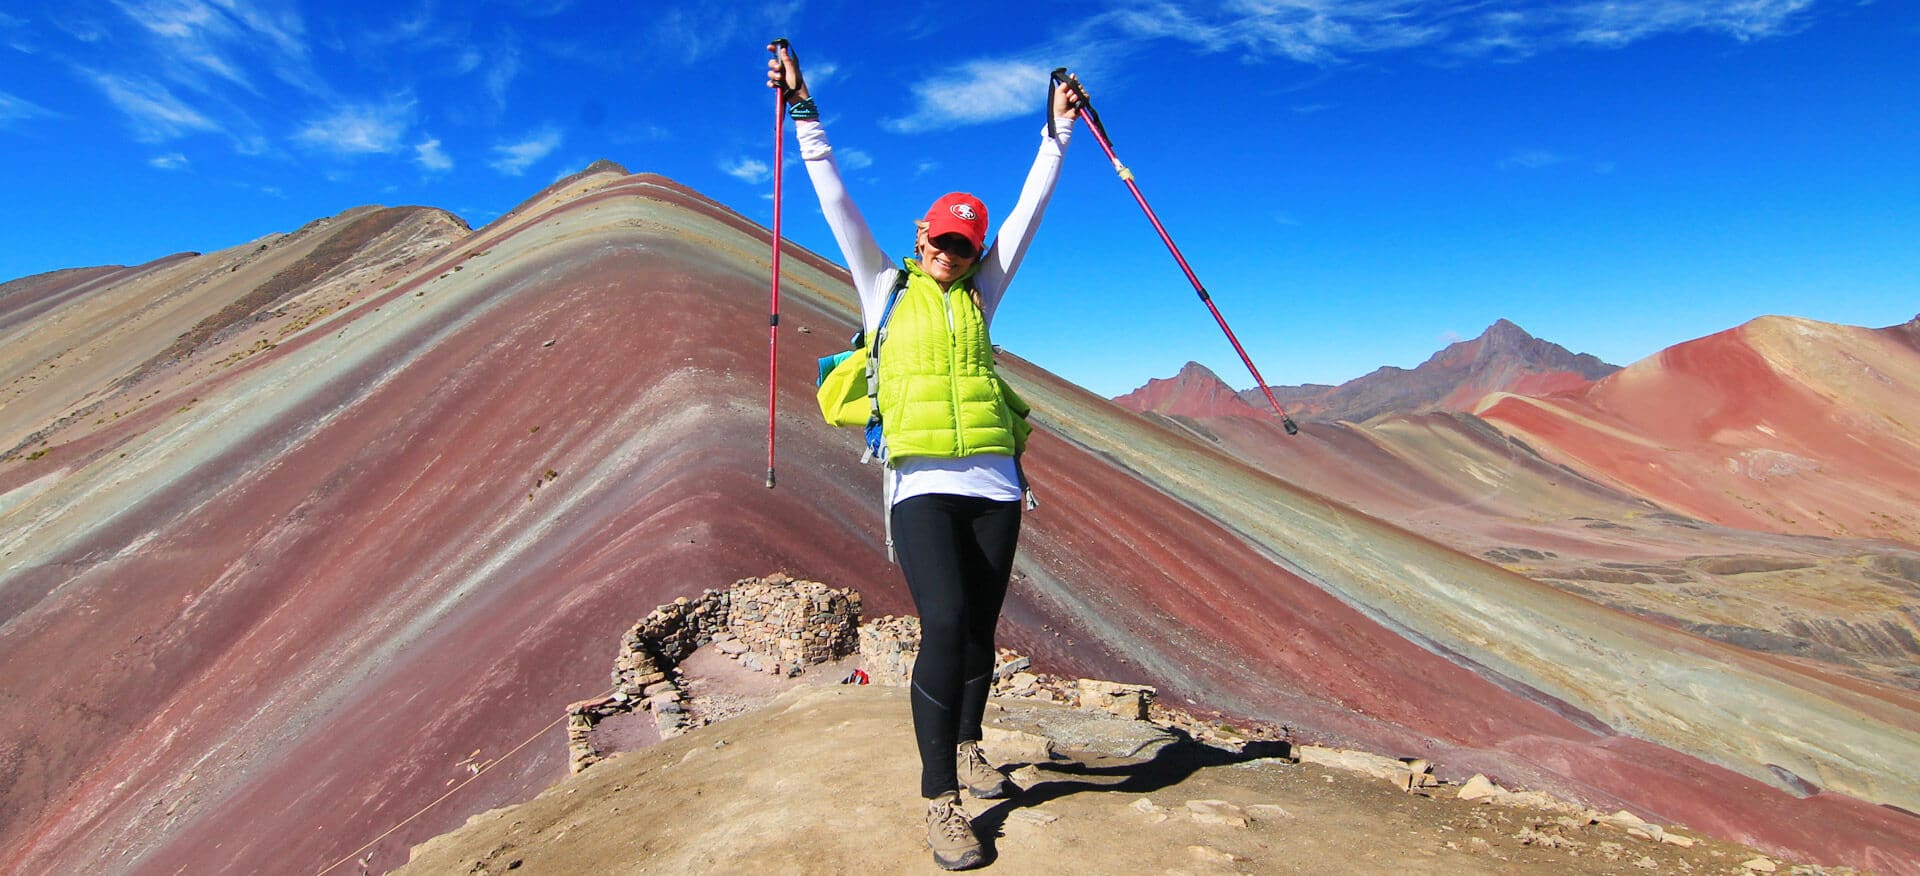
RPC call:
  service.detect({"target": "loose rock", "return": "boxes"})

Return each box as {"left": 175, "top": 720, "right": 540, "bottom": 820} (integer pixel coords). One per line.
{"left": 1185, "top": 799, "right": 1248, "bottom": 828}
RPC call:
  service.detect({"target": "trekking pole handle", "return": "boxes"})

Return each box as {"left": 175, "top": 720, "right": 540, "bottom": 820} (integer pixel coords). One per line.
{"left": 1047, "top": 68, "right": 1095, "bottom": 142}
{"left": 1050, "top": 68, "right": 1090, "bottom": 109}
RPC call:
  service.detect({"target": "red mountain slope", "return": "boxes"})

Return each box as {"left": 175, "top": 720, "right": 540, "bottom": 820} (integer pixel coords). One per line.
{"left": 1476, "top": 315, "right": 1920, "bottom": 543}
{"left": 1111, "top": 361, "right": 1266, "bottom": 419}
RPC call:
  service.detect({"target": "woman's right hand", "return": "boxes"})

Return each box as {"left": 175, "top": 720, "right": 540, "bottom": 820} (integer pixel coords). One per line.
{"left": 766, "top": 41, "right": 810, "bottom": 103}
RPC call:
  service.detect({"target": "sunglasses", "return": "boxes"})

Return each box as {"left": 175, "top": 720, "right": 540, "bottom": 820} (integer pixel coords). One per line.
{"left": 929, "top": 233, "right": 979, "bottom": 260}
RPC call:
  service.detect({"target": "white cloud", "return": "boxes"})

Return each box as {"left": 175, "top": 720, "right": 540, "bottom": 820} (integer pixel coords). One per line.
{"left": 490, "top": 126, "right": 563, "bottom": 175}
{"left": 1499, "top": 149, "right": 1565, "bottom": 170}
{"left": 0, "top": 10, "right": 35, "bottom": 53}
{"left": 804, "top": 59, "right": 839, "bottom": 86}
{"left": 295, "top": 98, "right": 413, "bottom": 155}
{"left": 415, "top": 136, "right": 452, "bottom": 172}
{"left": 722, "top": 156, "right": 771, "bottom": 184}
{"left": 0, "top": 89, "right": 55, "bottom": 125}
{"left": 453, "top": 47, "right": 483, "bottom": 75}
{"left": 839, "top": 148, "right": 873, "bottom": 171}
{"left": 485, "top": 36, "right": 521, "bottom": 110}
{"left": 111, "top": 0, "right": 315, "bottom": 94}
{"left": 1068, "top": 0, "right": 1820, "bottom": 66}
{"left": 1565, "top": 0, "right": 1816, "bottom": 47}
{"left": 84, "top": 70, "right": 220, "bottom": 140}
{"left": 884, "top": 59, "right": 1052, "bottom": 133}
{"left": 914, "top": 160, "right": 939, "bottom": 177}
{"left": 150, "top": 151, "right": 189, "bottom": 169}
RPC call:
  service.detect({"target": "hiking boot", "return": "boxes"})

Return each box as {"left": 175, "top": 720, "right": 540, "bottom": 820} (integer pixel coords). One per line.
{"left": 925, "top": 791, "right": 984, "bottom": 870}
{"left": 956, "top": 740, "right": 1015, "bottom": 799}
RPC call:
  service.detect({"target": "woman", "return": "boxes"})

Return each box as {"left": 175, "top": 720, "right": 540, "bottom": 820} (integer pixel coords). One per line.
{"left": 768, "top": 42, "right": 1079, "bottom": 870}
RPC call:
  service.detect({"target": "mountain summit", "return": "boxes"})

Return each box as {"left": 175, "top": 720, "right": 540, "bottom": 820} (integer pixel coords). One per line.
{"left": 1111, "top": 361, "right": 1266, "bottom": 419}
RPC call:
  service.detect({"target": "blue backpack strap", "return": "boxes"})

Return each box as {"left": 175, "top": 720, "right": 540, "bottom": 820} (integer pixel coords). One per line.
{"left": 862, "top": 268, "right": 911, "bottom": 463}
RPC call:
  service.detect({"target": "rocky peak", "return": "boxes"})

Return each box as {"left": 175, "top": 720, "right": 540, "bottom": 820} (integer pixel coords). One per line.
{"left": 1118, "top": 320, "right": 1619, "bottom": 424}
{"left": 1113, "top": 361, "right": 1264, "bottom": 419}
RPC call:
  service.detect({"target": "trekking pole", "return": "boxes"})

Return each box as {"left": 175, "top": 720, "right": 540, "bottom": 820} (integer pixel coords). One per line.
{"left": 1051, "top": 69, "right": 1299, "bottom": 436}
{"left": 765, "top": 39, "right": 791, "bottom": 488}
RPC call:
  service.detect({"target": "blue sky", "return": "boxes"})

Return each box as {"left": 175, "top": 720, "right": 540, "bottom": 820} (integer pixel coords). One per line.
{"left": 2, "top": 1, "right": 1915, "bottom": 397}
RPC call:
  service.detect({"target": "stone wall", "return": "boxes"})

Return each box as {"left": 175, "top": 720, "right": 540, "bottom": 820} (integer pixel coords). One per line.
{"left": 567, "top": 573, "right": 862, "bottom": 773}
{"left": 728, "top": 576, "right": 861, "bottom": 669}
{"left": 569, "top": 580, "right": 1262, "bottom": 776}
{"left": 856, "top": 615, "right": 922, "bottom": 687}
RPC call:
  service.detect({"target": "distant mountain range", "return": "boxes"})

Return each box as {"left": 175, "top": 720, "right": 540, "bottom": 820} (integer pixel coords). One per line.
{"left": 1116, "top": 318, "right": 1618, "bottom": 424}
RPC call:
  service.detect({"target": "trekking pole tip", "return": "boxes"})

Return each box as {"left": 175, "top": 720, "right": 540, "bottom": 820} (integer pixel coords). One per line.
{"left": 1282, "top": 416, "right": 1299, "bottom": 436}
{"left": 766, "top": 469, "right": 777, "bottom": 489}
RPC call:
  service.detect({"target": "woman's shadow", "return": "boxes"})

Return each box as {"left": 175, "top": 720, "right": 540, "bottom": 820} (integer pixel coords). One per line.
{"left": 968, "top": 729, "right": 1297, "bottom": 866}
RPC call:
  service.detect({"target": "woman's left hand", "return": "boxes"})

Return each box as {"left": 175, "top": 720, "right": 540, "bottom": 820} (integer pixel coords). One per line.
{"left": 1052, "top": 73, "right": 1085, "bottom": 121}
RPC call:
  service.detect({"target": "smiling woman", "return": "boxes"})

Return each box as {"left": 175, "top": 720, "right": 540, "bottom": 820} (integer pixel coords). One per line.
{"left": 768, "top": 38, "right": 1083, "bottom": 871}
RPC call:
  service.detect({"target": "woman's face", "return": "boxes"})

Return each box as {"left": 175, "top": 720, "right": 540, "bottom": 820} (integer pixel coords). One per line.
{"left": 918, "top": 229, "right": 978, "bottom": 286}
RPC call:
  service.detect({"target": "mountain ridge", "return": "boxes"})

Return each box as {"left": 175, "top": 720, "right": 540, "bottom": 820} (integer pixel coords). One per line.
{"left": 1116, "top": 319, "right": 1617, "bottom": 425}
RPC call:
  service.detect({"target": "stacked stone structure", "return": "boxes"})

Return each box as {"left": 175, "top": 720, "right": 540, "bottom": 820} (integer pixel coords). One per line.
{"left": 727, "top": 575, "right": 861, "bottom": 669}
{"left": 567, "top": 574, "right": 861, "bottom": 773}
{"left": 569, "top": 580, "right": 1248, "bottom": 776}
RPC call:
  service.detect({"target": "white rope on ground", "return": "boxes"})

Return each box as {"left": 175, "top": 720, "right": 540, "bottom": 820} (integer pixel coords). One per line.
{"left": 310, "top": 688, "right": 612, "bottom": 876}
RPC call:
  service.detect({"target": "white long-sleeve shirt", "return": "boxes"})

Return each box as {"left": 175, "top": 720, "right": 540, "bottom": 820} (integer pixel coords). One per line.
{"left": 796, "top": 116, "right": 1073, "bottom": 504}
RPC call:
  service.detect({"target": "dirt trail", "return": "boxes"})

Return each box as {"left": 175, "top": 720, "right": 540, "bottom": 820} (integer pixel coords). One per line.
{"left": 399, "top": 671, "right": 1799, "bottom": 875}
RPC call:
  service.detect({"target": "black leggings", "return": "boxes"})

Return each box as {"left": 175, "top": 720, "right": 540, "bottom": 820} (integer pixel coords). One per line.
{"left": 891, "top": 493, "right": 1022, "bottom": 798}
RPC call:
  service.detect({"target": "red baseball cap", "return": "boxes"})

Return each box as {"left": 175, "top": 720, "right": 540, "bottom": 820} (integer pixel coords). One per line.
{"left": 923, "top": 192, "right": 988, "bottom": 255}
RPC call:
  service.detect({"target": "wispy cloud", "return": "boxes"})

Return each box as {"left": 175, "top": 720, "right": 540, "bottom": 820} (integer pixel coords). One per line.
{"left": 484, "top": 34, "right": 521, "bottom": 111}
{"left": 490, "top": 126, "right": 562, "bottom": 175}
{"left": 804, "top": 59, "right": 839, "bottom": 87}
{"left": 1562, "top": 0, "right": 1817, "bottom": 47}
{"left": 110, "top": 0, "right": 316, "bottom": 94}
{"left": 839, "top": 148, "right": 873, "bottom": 171}
{"left": 644, "top": 1, "right": 803, "bottom": 65}
{"left": 875, "top": 1, "right": 1823, "bottom": 133}
{"left": 722, "top": 156, "right": 771, "bottom": 184}
{"left": 83, "top": 70, "right": 220, "bottom": 140}
{"left": 884, "top": 59, "right": 1052, "bottom": 133}
{"left": 150, "top": 151, "right": 189, "bottom": 170}
{"left": 415, "top": 136, "right": 452, "bottom": 172}
{"left": 1064, "top": 1, "right": 1821, "bottom": 71}
{"left": 0, "top": 89, "right": 56, "bottom": 125}
{"left": 0, "top": 10, "right": 36, "bottom": 53}
{"left": 295, "top": 98, "right": 414, "bottom": 156}
{"left": 1499, "top": 149, "right": 1565, "bottom": 170}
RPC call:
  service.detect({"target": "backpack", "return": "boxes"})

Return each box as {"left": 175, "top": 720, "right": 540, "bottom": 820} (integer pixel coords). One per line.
{"left": 815, "top": 268, "right": 911, "bottom": 463}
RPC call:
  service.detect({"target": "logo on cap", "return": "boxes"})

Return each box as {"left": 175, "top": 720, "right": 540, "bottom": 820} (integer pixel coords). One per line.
{"left": 950, "top": 203, "right": 977, "bottom": 221}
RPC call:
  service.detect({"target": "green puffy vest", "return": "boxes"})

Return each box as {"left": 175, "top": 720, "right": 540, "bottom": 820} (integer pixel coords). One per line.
{"left": 878, "top": 260, "right": 1031, "bottom": 462}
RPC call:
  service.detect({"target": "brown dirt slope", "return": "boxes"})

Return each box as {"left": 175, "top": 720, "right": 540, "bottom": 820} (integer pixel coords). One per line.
{"left": 397, "top": 684, "right": 1812, "bottom": 876}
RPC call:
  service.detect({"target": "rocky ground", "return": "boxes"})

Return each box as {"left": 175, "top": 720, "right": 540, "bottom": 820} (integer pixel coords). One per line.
{"left": 397, "top": 645, "right": 1834, "bottom": 875}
